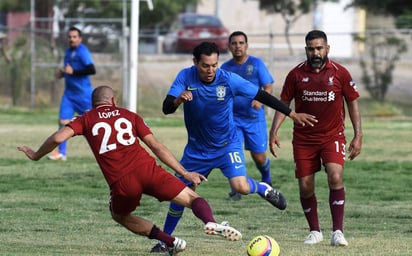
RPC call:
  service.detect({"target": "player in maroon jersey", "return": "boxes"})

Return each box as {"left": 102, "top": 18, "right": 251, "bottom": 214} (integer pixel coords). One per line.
{"left": 18, "top": 85, "right": 242, "bottom": 255}
{"left": 269, "top": 30, "right": 362, "bottom": 247}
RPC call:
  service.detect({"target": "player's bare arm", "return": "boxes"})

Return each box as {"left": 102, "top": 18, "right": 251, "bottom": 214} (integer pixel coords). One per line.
{"left": 269, "top": 106, "right": 288, "bottom": 158}
{"left": 17, "top": 126, "right": 74, "bottom": 161}
{"left": 347, "top": 99, "right": 363, "bottom": 160}
{"left": 142, "top": 133, "right": 207, "bottom": 185}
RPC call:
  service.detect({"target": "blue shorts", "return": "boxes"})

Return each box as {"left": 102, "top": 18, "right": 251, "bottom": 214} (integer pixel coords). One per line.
{"left": 59, "top": 92, "right": 92, "bottom": 120}
{"left": 235, "top": 117, "right": 268, "bottom": 153}
{"left": 178, "top": 142, "right": 247, "bottom": 186}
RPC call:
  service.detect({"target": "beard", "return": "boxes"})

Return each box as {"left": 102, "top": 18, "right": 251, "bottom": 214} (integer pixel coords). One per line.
{"left": 308, "top": 56, "right": 327, "bottom": 69}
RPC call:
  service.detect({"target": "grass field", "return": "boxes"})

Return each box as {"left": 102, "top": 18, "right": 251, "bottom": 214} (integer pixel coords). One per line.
{"left": 1, "top": 109, "right": 412, "bottom": 256}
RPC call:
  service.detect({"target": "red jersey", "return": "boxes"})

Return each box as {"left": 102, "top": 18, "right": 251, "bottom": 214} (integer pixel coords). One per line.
{"left": 67, "top": 104, "right": 154, "bottom": 186}
{"left": 281, "top": 59, "right": 359, "bottom": 143}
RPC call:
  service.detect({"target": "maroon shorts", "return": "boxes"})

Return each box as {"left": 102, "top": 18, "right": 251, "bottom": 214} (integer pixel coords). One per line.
{"left": 109, "top": 161, "right": 186, "bottom": 215}
{"left": 293, "top": 135, "right": 346, "bottom": 178}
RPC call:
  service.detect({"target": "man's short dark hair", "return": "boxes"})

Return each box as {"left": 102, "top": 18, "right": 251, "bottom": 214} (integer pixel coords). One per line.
{"left": 228, "top": 31, "right": 248, "bottom": 43}
{"left": 305, "top": 30, "right": 327, "bottom": 43}
{"left": 69, "top": 26, "right": 82, "bottom": 37}
{"left": 193, "top": 42, "right": 220, "bottom": 62}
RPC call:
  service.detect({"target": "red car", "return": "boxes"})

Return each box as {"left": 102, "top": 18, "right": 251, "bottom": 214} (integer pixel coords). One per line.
{"left": 162, "top": 13, "right": 230, "bottom": 53}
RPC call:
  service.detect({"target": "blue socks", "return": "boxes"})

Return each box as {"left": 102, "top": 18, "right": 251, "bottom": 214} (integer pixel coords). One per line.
{"left": 257, "top": 158, "right": 271, "bottom": 184}
{"left": 58, "top": 124, "right": 67, "bottom": 156}
{"left": 163, "top": 202, "right": 185, "bottom": 235}
{"left": 246, "top": 176, "right": 269, "bottom": 196}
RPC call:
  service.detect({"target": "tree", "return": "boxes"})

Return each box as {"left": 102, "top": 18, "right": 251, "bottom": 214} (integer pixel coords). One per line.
{"left": 355, "top": 33, "right": 407, "bottom": 102}
{"left": 0, "top": 0, "right": 199, "bottom": 30}
{"left": 0, "top": 0, "right": 30, "bottom": 12}
{"left": 348, "top": 0, "right": 410, "bottom": 102}
{"left": 257, "top": 0, "right": 336, "bottom": 55}
{"left": 60, "top": 0, "right": 198, "bottom": 30}
{"left": 347, "top": 0, "right": 412, "bottom": 28}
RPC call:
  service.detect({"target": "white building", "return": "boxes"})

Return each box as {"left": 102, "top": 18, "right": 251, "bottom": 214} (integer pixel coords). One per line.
{"left": 196, "top": 0, "right": 364, "bottom": 58}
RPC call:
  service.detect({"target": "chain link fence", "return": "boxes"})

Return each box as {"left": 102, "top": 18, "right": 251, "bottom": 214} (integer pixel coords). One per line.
{"left": 1, "top": 25, "right": 411, "bottom": 110}
{"left": 0, "top": 17, "right": 124, "bottom": 109}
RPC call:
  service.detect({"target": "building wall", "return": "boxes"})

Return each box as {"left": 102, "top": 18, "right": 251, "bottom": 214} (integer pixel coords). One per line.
{"left": 196, "top": 0, "right": 362, "bottom": 58}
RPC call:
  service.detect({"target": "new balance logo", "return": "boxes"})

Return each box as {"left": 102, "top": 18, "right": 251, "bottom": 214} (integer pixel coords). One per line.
{"left": 332, "top": 200, "right": 345, "bottom": 205}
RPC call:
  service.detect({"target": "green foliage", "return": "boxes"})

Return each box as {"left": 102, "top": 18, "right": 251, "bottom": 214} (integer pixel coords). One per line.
{"left": 354, "top": 33, "right": 407, "bottom": 102}
{"left": 256, "top": 0, "right": 337, "bottom": 55}
{"left": 62, "top": 0, "right": 124, "bottom": 19}
{"left": 0, "top": 0, "right": 199, "bottom": 30}
{"left": 0, "top": 0, "right": 29, "bottom": 12}
{"left": 395, "top": 10, "right": 412, "bottom": 28}
{"left": 0, "top": 33, "right": 57, "bottom": 107}
{"left": 348, "top": 0, "right": 412, "bottom": 28}
{"left": 1, "top": 35, "right": 31, "bottom": 106}
{"left": 347, "top": 0, "right": 412, "bottom": 16}
{"left": 258, "top": 0, "right": 312, "bottom": 15}
{"left": 139, "top": 0, "right": 199, "bottom": 29}
{"left": 59, "top": 0, "right": 199, "bottom": 30}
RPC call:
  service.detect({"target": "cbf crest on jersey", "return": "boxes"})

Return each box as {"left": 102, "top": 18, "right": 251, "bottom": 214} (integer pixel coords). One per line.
{"left": 246, "top": 64, "right": 254, "bottom": 76}
{"left": 216, "top": 86, "right": 226, "bottom": 100}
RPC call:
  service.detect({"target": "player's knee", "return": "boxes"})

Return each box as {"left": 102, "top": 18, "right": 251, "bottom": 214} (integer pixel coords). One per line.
{"left": 233, "top": 184, "right": 249, "bottom": 194}
{"left": 111, "top": 212, "right": 123, "bottom": 223}
{"left": 59, "top": 119, "right": 70, "bottom": 126}
{"left": 111, "top": 211, "right": 131, "bottom": 226}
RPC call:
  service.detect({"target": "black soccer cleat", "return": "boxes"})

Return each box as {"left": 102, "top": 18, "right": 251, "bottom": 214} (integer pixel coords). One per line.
{"left": 150, "top": 242, "right": 167, "bottom": 253}
{"left": 260, "top": 182, "right": 287, "bottom": 210}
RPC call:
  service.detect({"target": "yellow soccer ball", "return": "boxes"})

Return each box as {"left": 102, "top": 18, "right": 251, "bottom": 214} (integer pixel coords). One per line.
{"left": 247, "top": 235, "right": 280, "bottom": 256}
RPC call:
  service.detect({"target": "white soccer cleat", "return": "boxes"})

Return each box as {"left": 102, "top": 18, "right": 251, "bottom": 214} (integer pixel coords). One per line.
{"left": 47, "top": 152, "right": 67, "bottom": 161}
{"left": 304, "top": 230, "right": 323, "bottom": 245}
{"left": 165, "top": 237, "right": 186, "bottom": 256}
{"left": 331, "top": 230, "right": 348, "bottom": 246}
{"left": 204, "top": 221, "right": 242, "bottom": 241}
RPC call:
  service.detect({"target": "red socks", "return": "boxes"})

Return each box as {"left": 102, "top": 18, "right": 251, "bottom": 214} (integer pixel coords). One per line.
{"left": 330, "top": 188, "right": 345, "bottom": 231}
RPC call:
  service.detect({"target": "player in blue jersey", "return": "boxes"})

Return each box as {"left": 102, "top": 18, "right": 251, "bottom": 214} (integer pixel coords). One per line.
{"left": 150, "top": 42, "right": 317, "bottom": 253}
{"left": 221, "top": 31, "right": 274, "bottom": 201}
{"left": 48, "top": 26, "right": 96, "bottom": 161}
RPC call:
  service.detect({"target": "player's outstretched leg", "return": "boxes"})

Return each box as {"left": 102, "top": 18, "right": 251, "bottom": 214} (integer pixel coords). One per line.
{"left": 150, "top": 202, "right": 185, "bottom": 253}
{"left": 204, "top": 221, "right": 242, "bottom": 241}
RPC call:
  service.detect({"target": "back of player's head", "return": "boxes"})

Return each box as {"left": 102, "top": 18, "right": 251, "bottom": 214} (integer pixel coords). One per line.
{"left": 305, "top": 30, "right": 327, "bottom": 43}
{"left": 228, "top": 31, "right": 248, "bottom": 43}
{"left": 92, "top": 85, "right": 115, "bottom": 107}
{"left": 193, "top": 42, "right": 220, "bottom": 62}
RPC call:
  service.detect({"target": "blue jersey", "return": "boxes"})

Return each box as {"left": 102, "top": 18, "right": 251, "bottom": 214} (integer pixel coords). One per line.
{"left": 63, "top": 43, "right": 94, "bottom": 96}
{"left": 167, "top": 66, "right": 259, "bottom": 151}
{"left": 221, "top": 56, "right": 274, "bottom": 121}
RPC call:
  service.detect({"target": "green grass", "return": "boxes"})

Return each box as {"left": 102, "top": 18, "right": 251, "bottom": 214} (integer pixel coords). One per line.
{"left": 1, "top": 110, "right": 412, "bottom": 255}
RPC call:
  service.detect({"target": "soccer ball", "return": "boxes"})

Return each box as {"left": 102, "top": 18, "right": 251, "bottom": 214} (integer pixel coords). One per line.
{"left": 247, "top": 235, "right": 280, "bottom": 256}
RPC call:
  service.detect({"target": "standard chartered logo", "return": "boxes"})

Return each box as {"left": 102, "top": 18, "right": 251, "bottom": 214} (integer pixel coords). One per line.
{"left": 328, "top": 91, "right": 335, "bottom": 101}
{"left": 302, "top": 90, "right": 336, "bottom": 102}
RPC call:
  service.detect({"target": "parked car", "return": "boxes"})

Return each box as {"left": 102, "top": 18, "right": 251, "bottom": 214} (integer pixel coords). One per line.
{"left": 162, "top": 13, "right": 230, "bottom": 53}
